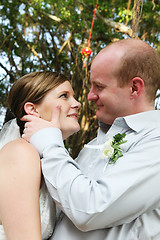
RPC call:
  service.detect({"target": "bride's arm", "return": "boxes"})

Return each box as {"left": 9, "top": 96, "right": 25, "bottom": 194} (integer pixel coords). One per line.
{"left": 0, "top": 139, "right": 41, "bottom": 240}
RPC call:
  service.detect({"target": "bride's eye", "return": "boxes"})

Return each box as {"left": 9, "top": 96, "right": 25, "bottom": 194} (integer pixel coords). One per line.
{"left": 59, "top": 93, "right": 68, "bottom": 99}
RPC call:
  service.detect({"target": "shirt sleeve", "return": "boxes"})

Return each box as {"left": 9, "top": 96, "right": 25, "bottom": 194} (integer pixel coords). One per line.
{"left": 30, "top": 128, "right": 160, "bottom": 232}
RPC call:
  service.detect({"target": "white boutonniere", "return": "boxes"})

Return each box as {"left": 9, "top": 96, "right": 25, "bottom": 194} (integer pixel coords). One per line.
{"left": 84, "top": 133, "right": 127, "bottom": 170}
{"left": 102, "top": 133, "right": 127, "bottom": 164}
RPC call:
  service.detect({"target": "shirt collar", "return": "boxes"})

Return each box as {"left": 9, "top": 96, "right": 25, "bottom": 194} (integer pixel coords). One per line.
{"left": 97, "top": 121, "right": 111, "bottom": 144}
{"left": 123, "top": 110, "right": 160, "bottom": 132}
{"left": 98, "top": 110, "right": 160, "bottom": 136}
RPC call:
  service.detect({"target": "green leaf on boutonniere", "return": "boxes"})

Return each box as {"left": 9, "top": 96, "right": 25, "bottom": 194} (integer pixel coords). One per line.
{"left": 84, "top": 133, "right": 127, "bottom": 168}
{"left": 109, "top": 133, "right": 127, "bottom": 164}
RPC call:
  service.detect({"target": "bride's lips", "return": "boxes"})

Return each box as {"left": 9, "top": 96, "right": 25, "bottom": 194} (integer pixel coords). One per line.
{"left": 67, "top": 113, "right": 78, "bottom": 119}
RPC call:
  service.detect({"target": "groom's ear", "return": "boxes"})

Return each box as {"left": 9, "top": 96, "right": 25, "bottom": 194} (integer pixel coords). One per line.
{"left": 130, "top": 77, "right": 144, "bottom": 99}
{"left": 24, "top": 102, "right": 40, "bottom": 117}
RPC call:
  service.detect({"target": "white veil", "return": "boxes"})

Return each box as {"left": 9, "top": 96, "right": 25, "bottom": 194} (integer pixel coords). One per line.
{"left": 0, "top": 118, "right": 21, "bottom": 150}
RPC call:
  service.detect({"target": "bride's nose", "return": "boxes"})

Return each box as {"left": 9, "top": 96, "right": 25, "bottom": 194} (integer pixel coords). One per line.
{"left": 71, "top": 98, "right": 81, "bottom": 109}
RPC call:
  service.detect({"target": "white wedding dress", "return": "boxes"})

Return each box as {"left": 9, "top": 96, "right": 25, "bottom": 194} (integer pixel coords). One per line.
{"left": 0, "top": 119, "right": 56, "bottom": 239}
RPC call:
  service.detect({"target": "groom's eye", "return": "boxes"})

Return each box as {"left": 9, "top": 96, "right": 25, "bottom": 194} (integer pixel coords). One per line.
{"left": 96, "top": 84, "right": 103, "bottom": 90}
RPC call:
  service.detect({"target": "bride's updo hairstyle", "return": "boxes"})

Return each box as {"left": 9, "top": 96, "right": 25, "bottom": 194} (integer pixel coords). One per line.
{"left": 7, "top": 71, "right": 68, "bottom": 134}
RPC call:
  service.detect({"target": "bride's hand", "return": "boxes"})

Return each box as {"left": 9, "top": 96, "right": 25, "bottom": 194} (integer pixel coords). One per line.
{"left": 21, "top": 105, "right": 61, "bottom": 142}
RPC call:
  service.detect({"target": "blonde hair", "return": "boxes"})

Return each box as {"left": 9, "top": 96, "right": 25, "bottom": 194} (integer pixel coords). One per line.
{"left": 8, "top": 71, "right": 68, "bottom": 118}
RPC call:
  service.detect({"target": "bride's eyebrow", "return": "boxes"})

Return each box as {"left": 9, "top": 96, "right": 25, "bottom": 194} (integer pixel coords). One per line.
{"left": 58, "top": 90, "right": 68, "bottom": 94}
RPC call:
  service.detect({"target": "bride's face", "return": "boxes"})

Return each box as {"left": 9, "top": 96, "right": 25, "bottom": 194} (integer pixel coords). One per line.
{"left": 36, "top": 81, "right": 81, "bottom": 140}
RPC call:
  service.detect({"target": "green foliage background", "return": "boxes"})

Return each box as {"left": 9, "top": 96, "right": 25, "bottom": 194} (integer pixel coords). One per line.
{"left": 0, "top": 0, "right": 160, "bottom": 157}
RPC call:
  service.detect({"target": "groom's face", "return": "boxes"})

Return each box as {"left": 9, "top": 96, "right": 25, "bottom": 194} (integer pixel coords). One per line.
{"left": 88, "top": 47, "right": 132, "bottom": 125}
{"left": 36, "top": 81, "right": 81, "bottom": 140}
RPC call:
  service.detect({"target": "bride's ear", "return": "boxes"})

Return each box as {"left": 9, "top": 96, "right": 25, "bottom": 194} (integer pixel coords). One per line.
{"left": 24, "top": 102, "right": 40, "bottom": 117}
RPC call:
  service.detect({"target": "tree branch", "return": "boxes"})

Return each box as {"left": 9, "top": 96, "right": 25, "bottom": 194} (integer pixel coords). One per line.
{"left": 58, "top": 33, "right": 72, "bottom": 55}
{"left": 96, "top": 11, "right": 135, "bottom": 38}
{"left": 0, "top": 62, "right": 15, "bottom": 83}
{"left": 42, "top": 12, "right": 61, "bottom": 22}
{"left": 77, "top": 0, "right": 137, "bottom": 38}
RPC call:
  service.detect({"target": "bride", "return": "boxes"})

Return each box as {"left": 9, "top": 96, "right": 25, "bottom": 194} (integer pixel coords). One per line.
{"left": 0, "top": 71, "right": 81, "bottom": 240}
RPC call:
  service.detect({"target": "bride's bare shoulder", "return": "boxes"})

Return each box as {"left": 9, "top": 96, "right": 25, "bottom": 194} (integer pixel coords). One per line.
{"left": 0, "top": 138, "right": 40, "bottom": 166}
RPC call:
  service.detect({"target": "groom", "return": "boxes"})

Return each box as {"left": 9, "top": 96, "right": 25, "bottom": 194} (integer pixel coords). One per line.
{"left": 22, "top": 39, "right": 160, "bottom": 239}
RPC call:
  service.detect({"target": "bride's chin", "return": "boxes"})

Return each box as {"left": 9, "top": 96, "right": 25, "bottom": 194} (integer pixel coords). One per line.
{"left": 73, "top": 123, "right": 80, "bottom": 133}
{"left": 62, "top": 126, "right": 80, "bottom": 140}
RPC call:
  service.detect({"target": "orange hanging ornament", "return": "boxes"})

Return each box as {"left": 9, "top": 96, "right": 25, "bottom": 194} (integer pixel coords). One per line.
{"left": 81, "top": 0, "right": 98, "bottom": 68}
{"left": 81, "top": 47, "right": 92, "bottom": 67}
{"left": 81, "top": 47, "right": 92, "bottom": 57}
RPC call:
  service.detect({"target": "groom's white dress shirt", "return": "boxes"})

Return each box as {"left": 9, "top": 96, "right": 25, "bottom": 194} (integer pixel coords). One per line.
{"left": 31, "top": 110, "right": 160, "bottom": 240}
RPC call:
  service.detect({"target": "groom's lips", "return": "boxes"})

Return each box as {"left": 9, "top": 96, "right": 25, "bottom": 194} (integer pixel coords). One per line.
{"left": 96, "top": 104, "right": 103, "bottom": 109}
